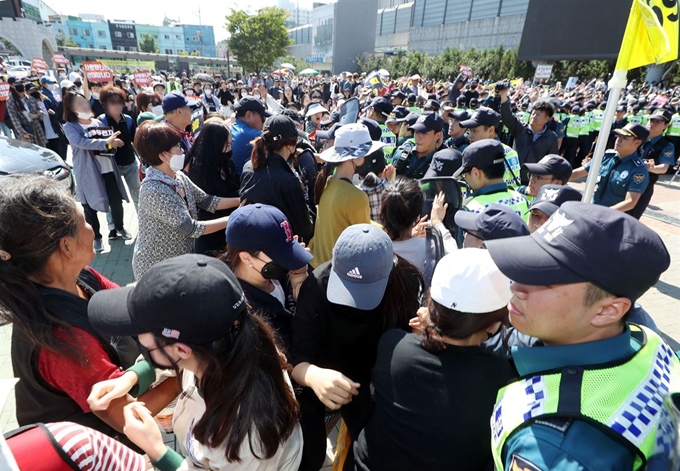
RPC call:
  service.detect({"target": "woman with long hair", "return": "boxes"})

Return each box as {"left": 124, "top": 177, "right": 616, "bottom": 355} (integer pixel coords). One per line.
{"left": 308, "top": 123, "right": 384, "bottom": 268}
{"left": 353, "top": 249, "right": 515, "bottom": 470}
{"left": 187, "top": 121, "right": 241, "bottom": 254}
{"left": 240, "top": 115, "right": 314, "bottom": 244}
{"left": 223, "top": 203, "right": 313, "bottom": 347}
{"left": 0, "top": 175, "right": 173, "bottom": 439}
{"left": 132, "top": 121, "right": 239, "bottom": 279}
{"left": 26, "top": 82, "right": 62, "bottom": 155}
{"left": 6, "top": 79, "right": 47, "bottom": 146}
{"left": 62, "top": 91, "right": 131, "bottom": 251}
{"left": 291, "top": 224, "right": 424, "bottom": 471}
{"left": 281, "top": 85, "right": 296, "bottom": 107}
{"left": 87, "top": 254, "right": 303, "bottom": 470}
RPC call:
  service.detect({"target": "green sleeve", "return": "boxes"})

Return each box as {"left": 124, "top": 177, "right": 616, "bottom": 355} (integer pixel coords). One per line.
{"left": 125, "top": 360, "right": 156, "bottom": 397}
{"left": 152, "top": 446, "right": 185, "bottom": 471}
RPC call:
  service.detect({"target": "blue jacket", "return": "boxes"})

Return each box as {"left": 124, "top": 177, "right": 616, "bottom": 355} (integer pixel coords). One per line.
{"left": 231, "top": 118, "right": 262, "bottom": 176}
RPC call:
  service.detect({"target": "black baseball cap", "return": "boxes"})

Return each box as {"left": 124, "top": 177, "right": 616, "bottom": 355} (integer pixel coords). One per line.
{"left": 522, "top": 155, "right": 573, "bottom": 183}
{"left": 649, "top": 108, "right": 672, "bottom": 123}
{"left": 391, "top": 91, "right": 407, "bottom": 101}
{"left": 226, "top": 204, "right": 313, "bottom": 270}
{"left": 321, "top": 110, "right": 341, "bottom": 127}
{"left": 613, "top": 122, "right": 649, "bottom": 143}
{"left": 317, "top": 123, "right": 343, "bottom": 140}
{"left": 359, "top": 117, "right": 383, "bottom": 141}
{"left": 453, "top": 139, "right": 506, "bottom": 178}
{"left": 88, "top": 254, "right": 247, "bottom": 345}
{"left": 370, "top": 96, "right": 394, "bottom": 118}
{"left": 529, "top": 184, "right": 582, "bottom": 218}
{"left": 424, "top": 148, "right": 463, "bottom": 178}
{"left": 451, "top": 110, "right": 472, "bottom": 122}
{"left": 409, "top": 112, "right": 445, "bottom": 133}
{"left": 423, "top": 100, "right": 441, "bottom": 112}
{"left": 404, "top": 112, "right": 420, "bottom": 127}
{"left": 460, "top": 107, "right": 501, "bottom": 129}
{"left": 263, "top": 114, "right": 301, "bottom": 141}
{"left": 455, "top": 204, "right": 529, "bottom": 241}
{"left": 162, "top": 92, "right": 198, "bottom": 113}
{"left": 407, "top": 93, "right": 417, "bottom": 103}
{"left": 486, "top": 202, "right": 670, "bottom": 302}
{"left": 386, "top": 105, "right": 409, "bottom": 124}
{"left": 234, "top": 96, "right": 272, "bottom": 118}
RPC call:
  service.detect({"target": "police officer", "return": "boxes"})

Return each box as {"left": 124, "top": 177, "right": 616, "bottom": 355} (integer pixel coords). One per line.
{"left": 486, "top": 201, "right": 677, "bottom": 471}
{"left": 515, "top": 102, "right": 530, "bottom": 126}
{"left": 460, "top": 107, "right": 522, "bottom": 188}
{"left": 628, "top": 108, "right": 675, "bottom": 219}
{"left": 571, "top": 123, "right": 650, "bottom": 217}
{"left": 525, "top": 183, "right": 582, "bottom": 233}
{"left": 608, "top": 104, "right": 629, "bottom": 149}
{"left": 365, "top": 96, "right": 397, "bottom": 158}
{"left": 452, "top": 139, "right": 529, "bottom": 219}
{"left": 391, "top": 112, "right": 419, "bottom": 161}
{"left": 577, "top": 102, "right": 594, "bottom": 162}
{"left": 520, "top": 154, "right": 573, "bottom": 202}
{"left": 665, "top": 104, "right": 680, "bottom": 160}
{"left": 384, "top": 106, "right": 409, "bottom": 162}
{"left": 394, "top": 112, "right": 446, "bottom": 179}
{"left": 444, "top": 110, "right": 471, "bottom": 151}
{"left": 590, "top": 102, "right": 605, "bottom": 143}
{"left": 561, "top": 105, "right": 583, "bottom": 167}
{"left": 390, "top": 90, "right": 406, "bottom": 107}
{"left": 406, "top": 94, "right": 421, "bottom": 115}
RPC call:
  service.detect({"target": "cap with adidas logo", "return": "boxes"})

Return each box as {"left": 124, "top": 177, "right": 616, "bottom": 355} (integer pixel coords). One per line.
{"left": 327, "top": 224, "right": 395, "bottom": 310}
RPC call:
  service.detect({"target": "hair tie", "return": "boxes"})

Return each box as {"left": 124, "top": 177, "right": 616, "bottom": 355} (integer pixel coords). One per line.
{"left": 0, "top": 250, "right": 11, "bottom": 261}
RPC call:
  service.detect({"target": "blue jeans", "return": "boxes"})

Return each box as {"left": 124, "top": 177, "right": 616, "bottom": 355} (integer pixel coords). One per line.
{"left": 106, "top": 160, "right": 141, "bottom": 231}
{"left": 0, "top": 122, "right": 11, "bottom": 138}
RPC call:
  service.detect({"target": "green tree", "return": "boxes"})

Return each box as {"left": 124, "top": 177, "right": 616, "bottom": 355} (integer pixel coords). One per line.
{"left": 226, "top": 7, "right": 292, "bottom": 75}
{"left": 139, "top": 34, "right": 160, "bottom": 54}
{"left": 55, "top": 33, "right": 78, "bottom": 48}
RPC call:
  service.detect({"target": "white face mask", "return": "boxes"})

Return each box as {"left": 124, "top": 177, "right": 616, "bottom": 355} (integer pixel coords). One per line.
{"left": 76, "top": 111, "right": 92, "bottom": 120}
{"left": 169, "top": 153, "right": 185, "bottom": 172}
{"left": 91, "top": 92, "right": 100, "bottom": 100}
{"left": 151, "top": 105, "right": 164, "bottom": 116}
{"left": 204, "top": 89, "right": 212, "bottom": 96}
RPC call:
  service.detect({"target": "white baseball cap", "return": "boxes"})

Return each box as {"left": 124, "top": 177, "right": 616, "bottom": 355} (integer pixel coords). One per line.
{"left": 305, "top": 102, "right": 329, "bottom": 118}
{"left": 430, "top": 248, "right": 511, "bottom": 313}
{"left": 319, "top": 123, "right": 385, "bottom": 163}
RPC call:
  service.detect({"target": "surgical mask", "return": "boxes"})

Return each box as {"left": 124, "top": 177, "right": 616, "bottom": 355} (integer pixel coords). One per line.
{"left": 204, "top": 88, "right": 212, "bottom": 96}
{"left": 253, "top": 93, "right": 261, "bottom": 99}
{"left": 169, "top": 153, "right": 185, "bottom": 172}
{"left": 151, "top": 105, "right": 164, "bottom": 116}
{"left": 76, "top": 111, "right": 92, "bottom": 120}
{"left": 14, "top": 85, "right": 24, "bottom": 93}
{"left": 91, "top": 92, "right": 100, "bottom": 99}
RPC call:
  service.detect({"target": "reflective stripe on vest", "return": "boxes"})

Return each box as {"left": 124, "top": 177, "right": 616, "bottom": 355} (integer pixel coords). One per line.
{"left": 379, "top": 124, "right": 397, "bottom": 161}
{"left": 628, "top": 114, "right": 642, "bottom": 125}
{"left": 667, "top": 114, "right": 680, "bottom": 137}
{"left": 591, "top": 110, "right": 604, "bottom": 131}
{"left": 408, "top": 106, "right": 422, "bottom": 115}
{"left": 579, "top": 112, "right": 592, "bottom": 135}
{"left": 491, "top": 325, "right": 680, "bottom": 471}
{"left": 502, "top": 143, "right": 521, "bottom": 188}
{"left": 566, "top": 115, "right": 581, "bottom": 138}
{"left": 463, "top": 189, "right": 529, "bottom": 222}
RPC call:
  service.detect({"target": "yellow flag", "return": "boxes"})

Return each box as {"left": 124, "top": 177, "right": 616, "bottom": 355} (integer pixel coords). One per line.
{"left": 616, "top": 0, "right": 679, "bottom": 70}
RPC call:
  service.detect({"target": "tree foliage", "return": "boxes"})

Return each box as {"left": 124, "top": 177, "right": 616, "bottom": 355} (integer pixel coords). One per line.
{"left": 55, "top": 33, "right": 78, "bottom": 48}
{"left": 356, "top": 46, "right": 650, "bottom": 84}
{"left": 226, "top": 7, "right": 292, "bottom": 75}
{"left": 139, "top": 34, "right": 160, "bottom": 54}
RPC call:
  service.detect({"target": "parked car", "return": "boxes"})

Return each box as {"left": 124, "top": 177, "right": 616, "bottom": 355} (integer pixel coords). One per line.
{"left": 6, "top": 66, "right": 30, "bottom": 79}
{"left": 0, "top": 136, "right": 74, "bottom": 194}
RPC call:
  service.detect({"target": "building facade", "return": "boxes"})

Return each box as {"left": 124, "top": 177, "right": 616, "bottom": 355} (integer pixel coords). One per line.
{"left": 159, "top": 26, "right": 185, "bottom": 55}
{"left": 180, "top": 24, "right": 216, "bottom": 58}
{"left": 108, "top": 20, "right": 138, "bottom": 52}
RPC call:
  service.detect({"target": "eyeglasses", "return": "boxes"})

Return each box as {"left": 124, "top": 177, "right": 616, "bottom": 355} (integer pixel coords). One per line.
{"left": 529, "top": 174, "right": 553, "bottom": 182}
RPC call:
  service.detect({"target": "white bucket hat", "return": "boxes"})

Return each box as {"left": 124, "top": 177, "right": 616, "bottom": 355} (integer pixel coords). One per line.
{"left": 305, "top": 102, "right": 329, "bottom": 118}
{"left": 430, "top": 248, "right": 511, "bottom": 313}
{"left": 319, "top": 123, "right": 386, "bottom": 163}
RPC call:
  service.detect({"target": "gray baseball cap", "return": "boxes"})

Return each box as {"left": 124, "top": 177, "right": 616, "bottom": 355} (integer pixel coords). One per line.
{"left": 327, "top": 224, "right": 395, "bottom": 310}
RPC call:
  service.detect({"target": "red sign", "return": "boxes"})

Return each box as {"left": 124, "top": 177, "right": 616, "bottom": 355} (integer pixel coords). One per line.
{"left": 133, "top": 70, "right": 151, "bottom": 86}
{"left": 460, "top": 65, "right": 473, "bottom": 78}
{"left": 82, "top": 61, "right": 113, "bottom": 83}
{"left": 0, "top": 83, "right": 9, "bottom": 101}
{"left": 53, "top": 53, "right": 70, "bottom": 65}
{"left": 32, "top": 58, "right": 49, "bottom": 71}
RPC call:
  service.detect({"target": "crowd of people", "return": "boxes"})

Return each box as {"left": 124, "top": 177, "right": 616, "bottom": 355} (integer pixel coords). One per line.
{"left": 1, "top": 63, "right": 680, "bottom": 471}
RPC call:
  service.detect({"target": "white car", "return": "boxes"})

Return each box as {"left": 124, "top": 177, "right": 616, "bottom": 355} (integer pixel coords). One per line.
{"left": 7, "top": 66, "right": 30, "bottom": 79}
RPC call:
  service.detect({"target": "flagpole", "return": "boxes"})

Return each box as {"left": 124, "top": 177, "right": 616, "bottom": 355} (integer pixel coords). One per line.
{"left": 581, "top": 69, "right": 628, "bottom": 203}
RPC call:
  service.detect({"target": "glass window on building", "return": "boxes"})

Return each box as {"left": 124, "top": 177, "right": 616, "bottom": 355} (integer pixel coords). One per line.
{"left": 164, "top": 34, "right": 170, "bottom": 39}
{"left": 175, "top": 35, "right": 181, "bottom": 39}
{"left": 88, "top": 44, "right": 93, "bottom": 48}
{"left": 100, "top": 46, "right": 107, "bottom": 50}
{"left": 127, "top": 32, "right": 134, "bottom": 38}
{"left": 69, "top": 28, "right": 78, "bottom": 35}
{"left": 165, "top": 48, "right": 173, "bottom": 54}
{"left": 117, "top": 46, "right": 125, "bottom": 51}
{"left": 129, "top": 46, "right": 137, "bottom": 52}
{"left": 115, "top": 31, "right": 122, "bottom": 37}
{"left": 83, "top": 29, "right": 91, "bottom": 36}
{"left": 98, "top": 30, "right": 106, "bottom": 37}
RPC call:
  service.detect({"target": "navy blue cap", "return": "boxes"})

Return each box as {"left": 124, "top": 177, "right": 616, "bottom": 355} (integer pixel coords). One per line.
{"left": 359, "top": 117, "right": 382, "bottom": 141}
{"left": 7, "top": 76, "right": 17, "bottom": 85}
{"left": 649, "top": 108, "right": 672, "bottom": 123}
{"left": 486, "top": 202, "right": 670, "bottom": 301}
{"left": 370, "top": 96, "right": 394, "bottom": 117}
{"left": 451, "top": 110, "right": 472, "bottom": 122}
{"left": 226, "top": 204, "right": 313, "bottom": 271}
{"left": 409, "top": 112, "right": 445, "bottom": 133}
{"left": 386, "top": 105, "right": 410, "bottom": 123}
{"left": 424, "top": 148, "right": 463, "bottom": 178}
{"left": 234, "top": 96, "right": 272, "bottom": 118}
{"left": 317, "top": 123, "right": 343, "bottom": 141}
{"left": 263, "top": 114, "right": 300, "bottom": 142}
{"left": 455, "top": 204, "right": 530, "bottom": 241}
{"left": 404, "top": 112, "right": 420, "bottom": 127}
{"left": 453, "top": 139, "right": 506, "bottom": 178}
{"left": 162, "top": 91, "right": 199, "bottom": 113}
{"left": 460, "top": 107, "right": 501, "bottom": 129}
{"left": 391, "top": 91, "right": 407, "bottom": 101}
{"left": 407, "top": 93, "right": 417, "bottom": 102}
{"left": 523, "top": 155, "right": 573, "bottom": 183}
{"left": 613, "top": 122, "right": 649, "bottom": 143}
{"left": 529, "top": 184, "right": 582, "bottom": 217}
{"left": 571, "top": 105, "right": 581, "bottom": 113}
{"left": 423, "top": 100, "right": 441, "bottom": 112}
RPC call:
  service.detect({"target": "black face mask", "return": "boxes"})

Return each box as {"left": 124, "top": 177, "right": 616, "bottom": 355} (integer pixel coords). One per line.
{"left": 14, "top": 85, "right": 25, "bottom": 93}
{"left": 355, "top": 159, "right": 371, "bottom": 178}
{"left": 258, "top": 259, "right": 288, "bottom": 281}
{"left": 30, "top": 92, "right": 41, "bottom": 100}
{"left": 73, "top": 82, "right": 82, "bottom": 88}
{"left": 134, "top": 337, "right": 179, "bottom": 371}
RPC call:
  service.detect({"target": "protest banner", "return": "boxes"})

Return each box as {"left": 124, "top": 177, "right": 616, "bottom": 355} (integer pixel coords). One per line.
{"left": 82, "top": 61, "right": 113, "bottom": 83}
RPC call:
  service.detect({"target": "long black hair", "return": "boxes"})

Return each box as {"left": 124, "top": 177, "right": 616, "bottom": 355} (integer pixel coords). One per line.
{"left": 187, "top": 121, "right": 240, "bottom": 196}
{"left": 0, "top": 175, "right": 82, "bottom": 359}
{"left": 154, "top": 310, "right": 299, "bottom": 462}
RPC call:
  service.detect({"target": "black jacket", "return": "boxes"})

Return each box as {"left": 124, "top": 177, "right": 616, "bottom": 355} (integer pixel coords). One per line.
{"left": 240, "top": 153, "right": 315, "bottom": 243}
{"left": 500, "top": 100, "right": 559, "bottom": 181}
{"left": 240, "top": 278, "right": 296, "bottom": 348}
